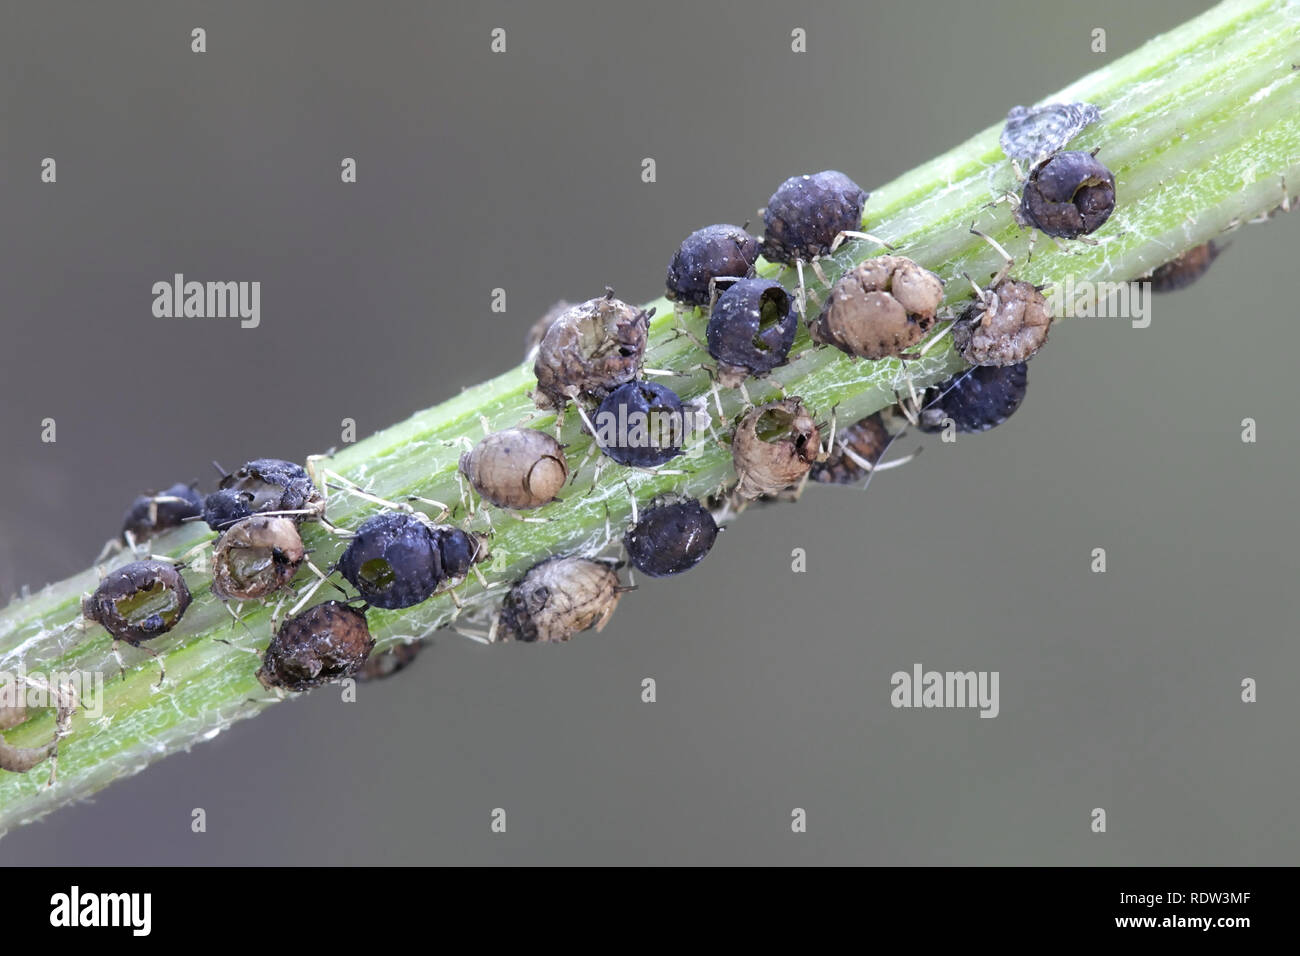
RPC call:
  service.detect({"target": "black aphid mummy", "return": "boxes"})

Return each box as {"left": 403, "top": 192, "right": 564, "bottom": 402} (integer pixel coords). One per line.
{"left": 666, "top": 224, "right": 761, "bottom": 307}
{"left": 1019, "top": 150, "right": 1116, "bottom": 239}
{"left": 919, "top": 363, "right": 1029, "bottom": 434}
{"left": 82, "top": 560, "right": 192, "bottom": 646}
{"left": 121, "top": 483, "right": 203, "bottom": 542}
{"left": 203, "top": 458, "right": 323, "bottom": 530}
{"left": 706, "top": 278, "right": 798, "bottom": 384}
{"left": 762, "top": 170, "right": 868, "bottom": 263}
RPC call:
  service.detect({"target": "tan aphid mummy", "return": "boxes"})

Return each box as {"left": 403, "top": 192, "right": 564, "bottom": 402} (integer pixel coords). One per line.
{"left": 810, "top": 256, "right": 945, "bottom": 359}
{"left": 211, "top": 515, "right": 306, "bottom": 601}
{"left": 497, "top": 556, "right": 622, "bottom": 643}
{"left": 460, "top": 427, "right": 569, "bottom": 511}
{"left": 732, "top": 398, "right": 823, "bottom": 499}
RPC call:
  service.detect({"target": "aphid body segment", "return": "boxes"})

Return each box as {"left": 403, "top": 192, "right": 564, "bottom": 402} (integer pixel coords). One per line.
{"left": 498, "top": 556, "right": 622, "bottom": 643}
{"left": 706, "top": 278, "right": 798, "bottom": 386}
{"left": 732, "top": 398, "right": 823, "bottom": 499}
{"left": 1144, "top": 242, "right": 1218, "bottom": 293}
{"left": 212, "top": 516, "right": 306, "bottom": 602}
{"left": 257, "top": 601, "right": 375, "bottom": 692}
{"left": 203, "top": 458, "right": 324, "bottom": 531}
{"left": 1000, "top": 102, "right": 1101, "bottom": 164}
{"left": 624, "top": 497, "right": 719, "bottom": 577}
{"left": 357, "top": 640, "right": 426, "bottom": 682}
{"left": 460, "top": 427, "right": 568, "bottom": 510}
{"left": 524, "top": 300, "right": 575, "bottom": 359}
{"left": 533, "top": 293, "right": 650, "bottom": 410}
{"left": 762, "top": 171, "right": 868, "bottom": 263}
{"left": 82, "top": 559, "right": 192, "bottom": 646}
{"left": 810, "top": 256, "right": 945, "bottom": 359}
{"left": 809, "top": 406, "right": 910, "bottom": 484}
{"left": 593, "top": 381, "right": 685, "bottom": 468}
{"left": 953, "top": 279, "right": 1051, "bottom": 367}
{"left": 918, "top": 363, "right": 1029, "bottom": 434}
{"left": 121, "top": 482, "right": 203, "bottom": 542}
{"left": 1019, "top": 150, "right": 1116, "bottom": 239}
{"left": 666, "top": 224, "right": 761, "bottom": 307}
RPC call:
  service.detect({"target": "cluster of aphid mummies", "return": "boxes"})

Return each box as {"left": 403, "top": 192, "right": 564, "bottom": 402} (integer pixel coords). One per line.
{"left": 20, "top": 102, "right": 1230, "bottom": 774}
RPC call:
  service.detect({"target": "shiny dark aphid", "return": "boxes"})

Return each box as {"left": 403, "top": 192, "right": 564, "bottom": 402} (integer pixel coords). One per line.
{"left": 82, "top": 560, "right": 192, "bottom": 646}
{"left": 706, "top": 278, "right": 798, "bottom": 384}
{"left": 624, "top": 498, "right": 719, "bottom": 577}
{"left": 1019, "top": 150, "right": 1116, "bottom": 239}
{"left": 338, "top": 512, "right": 442, "bottom": 610}
{"left": 919, "top": 363, "right": 1029, "bottom": 434}
{"left": 593, "top": 381, "right": 685, "bottom": 468}
{"left": 257, "top": 601, "right": 374, "bottom": 692}
{"left": 202, "top": 458, "right": 322, "bottom": 530}
{"left": 762, "top": 170, "right": 868, "bottom": 263}
{"left": 666, "top": 224, "right": 761, "bottom": 307}
{"left": 121, "top": 483, "right": 203, "bottom": 542}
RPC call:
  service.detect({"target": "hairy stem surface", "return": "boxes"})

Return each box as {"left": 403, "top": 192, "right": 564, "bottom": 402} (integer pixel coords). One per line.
{"left": 2, "top": 0, "right": 1298, "bottom": 833}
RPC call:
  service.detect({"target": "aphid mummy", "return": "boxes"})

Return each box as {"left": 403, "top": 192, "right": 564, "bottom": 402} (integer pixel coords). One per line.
{"left": 257, "top": 601, "right": 375, "bottom": 692}
{"left": 460, "top": 428, "right": 569, "bottom": 510}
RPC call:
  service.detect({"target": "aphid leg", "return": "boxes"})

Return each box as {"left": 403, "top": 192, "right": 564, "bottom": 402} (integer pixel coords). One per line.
{"left": 406, "top": 494, "right": 452, "bottom": 522}
{"left": 916, "top": 320, "right": 954, "bottom": 358}
{"left": 810, "top": 257, "right": 830, "bottom": 287}
{"left": 794, "top": 258, "right": 808, "bottom": 320}
{"left": 829, "top": 230, "right": 895, "bottom": 254}
{"left": 736, "top": 379, "right": 753, "bottom": 409}
{"left": 964, "top": 272, "right": 991, "bottom": 308}
{"left": 323, "top": 469, "right": 413, "bottom": 515}
{"left": 94, "top": 536, "right": 126, "bottom": 563}
{"left": 214, "top": 637, "right": 263, "bottom": 660}
{"left": 471, "top": 563, "right": 490, "bottom": 589}
{"left": 970, "top": 224, "right": 1015, "bottom": 288}
{"left": 552, "top": 402, "right": 569, "bottom": 441}
{"left": 288, "top": 570, "right": 330, "bottom": 617}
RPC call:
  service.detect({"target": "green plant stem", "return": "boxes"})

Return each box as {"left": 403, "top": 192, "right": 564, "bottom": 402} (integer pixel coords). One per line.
{"left": 2, "top": 0, "right": 1298, "bottom": 833}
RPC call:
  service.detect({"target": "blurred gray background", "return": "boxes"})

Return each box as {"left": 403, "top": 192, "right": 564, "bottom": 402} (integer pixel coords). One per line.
{"left": 2, "top": 0, "right": 1297, "bottom": 865}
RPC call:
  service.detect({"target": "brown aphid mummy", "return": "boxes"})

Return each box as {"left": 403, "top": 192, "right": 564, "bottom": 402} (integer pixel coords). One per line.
{"left": 460, "top": 427, "right": 569, "bottom": 510}
{"left": 0, "top": 704, "right": 56, "bottom": 774}
{"left": 82, "top": 559, "right": 192, "bottom": 646}
{"left": 732, "top": 398, "right": 824, "bottom": 499}
{"left": 523, "top": 300, "right": 574, "bottom": 360}
{"left": 809, "top": 406, "right": 911, "bottom": 484}
{"left": 533, "top": 291, "right": 651, "bottom": 410}
{"left": 211, "top": 515, "right": 306, "bottom": 602}
{"left": 1143, "top": 242, "right": 1218, "bottom": 293}
{"left": 810, "top": 256, "right": 945, "bottom": 359}
{"left": 952, "top": 279, "right": 1052, "bottom": 367}
{"left": 497, "top": 556, "right": 622, "bottom": 644}
{"left": 0, "top": 681, "right": 78, "bottom": 776}
{"left": 257, "top": 601, "right": 375, "bottom": 692}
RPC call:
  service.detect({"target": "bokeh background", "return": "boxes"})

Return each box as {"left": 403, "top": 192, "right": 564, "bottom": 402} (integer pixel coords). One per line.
{"left": 2, "top": 0, "right": 1297, "bottom": 864}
